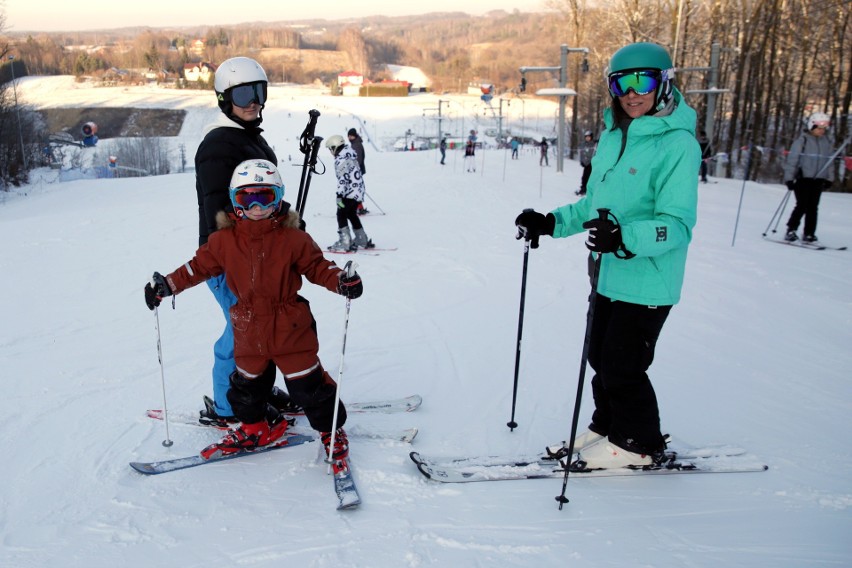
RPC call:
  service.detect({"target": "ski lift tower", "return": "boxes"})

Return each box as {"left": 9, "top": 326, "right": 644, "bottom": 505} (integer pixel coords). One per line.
{"left": 682, "top": 43, "right": 730, "bottom": 146}
{"left": 520, "top": 44, "right": 587, "bottom": 173}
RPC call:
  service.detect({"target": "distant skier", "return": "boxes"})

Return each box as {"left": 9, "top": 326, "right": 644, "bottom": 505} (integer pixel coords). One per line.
{"left": 539, "top": 137, "right": 549, "bottom": 166}
{"left": 464, "top": 140, "right": 477, "bottom": 172}
{"left": 326, "top": 135, "right": 374, "bottom": 251}
{"left": 577, "top": 130, "right": 596, "bottom": 195}
{"left": 783, "top": 112, "right": 834, "bottom": 243}
{"left": 347, "top": 128, "right": 370, "bottom": 215}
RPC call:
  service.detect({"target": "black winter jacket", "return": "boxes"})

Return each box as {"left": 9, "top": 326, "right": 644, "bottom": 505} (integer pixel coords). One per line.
{"left": 195, "top": 115, "right": 277, "bottom": 245}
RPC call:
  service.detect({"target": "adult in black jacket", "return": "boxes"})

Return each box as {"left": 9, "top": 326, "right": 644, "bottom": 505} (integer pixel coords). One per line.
{"left": 347, "top": 128, "right": 368, "bottom": 215}
{"left": 194, "top": 57, "right": 285, "bottom": 424}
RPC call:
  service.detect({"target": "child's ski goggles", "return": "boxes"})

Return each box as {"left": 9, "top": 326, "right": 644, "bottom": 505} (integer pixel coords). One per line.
{"left": 608, "top": 69, "right": 665, "bottom": 97}
{"left": 229, "top": 82, "right": 267, "bottom": 107}
{"left": 230, "top": 185, "right": 283, "bottom": 211}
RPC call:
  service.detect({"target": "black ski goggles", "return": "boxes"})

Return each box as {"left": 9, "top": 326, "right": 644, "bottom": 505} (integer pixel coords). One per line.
{"left": 229, "top": 82, "right": 267, "bottom": 108}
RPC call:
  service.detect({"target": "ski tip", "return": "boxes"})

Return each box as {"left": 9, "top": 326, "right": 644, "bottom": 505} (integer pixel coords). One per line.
{"left": 401, "top": 428, "right": 419, "bottom": 443}
{"left": 129, "top": 462, "right": 158, "bottom": 475}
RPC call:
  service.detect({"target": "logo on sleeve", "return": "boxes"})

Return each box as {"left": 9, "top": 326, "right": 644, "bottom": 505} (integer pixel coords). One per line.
{"left": 656, "top": 226, "right": 667, "bottom": 242}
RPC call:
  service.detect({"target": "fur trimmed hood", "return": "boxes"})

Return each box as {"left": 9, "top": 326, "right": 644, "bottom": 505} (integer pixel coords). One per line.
{"left": 215, "top": 207, "right": 301, "bottom": 231}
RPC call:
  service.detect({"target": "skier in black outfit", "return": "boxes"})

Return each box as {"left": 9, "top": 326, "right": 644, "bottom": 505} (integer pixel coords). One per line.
{"left": 697, "top": 130, "right": 711, "bottom": 183}
{"left": 347, "top": 128, "right": 369, "bottom": 215}
{"left": 194, "top": 56, "right": 295, "bottom": 425}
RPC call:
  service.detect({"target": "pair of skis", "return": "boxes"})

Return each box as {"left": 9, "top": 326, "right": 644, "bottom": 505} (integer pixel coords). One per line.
{"left": 763, "top": 237, "right": 846, "bottom": 251}
{"left": 132, "top": 394, "right": 422, "bottom": 511}
{"left": 409, "top": 441, "right": 768, "bottom": 483}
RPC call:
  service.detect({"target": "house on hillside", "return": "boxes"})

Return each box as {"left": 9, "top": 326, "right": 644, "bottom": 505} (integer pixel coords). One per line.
{"left": 338, "top": 71, "right": 364, "bottom": 96}
{"left": 184, "top": 62, "right": 217, "bottom": 83}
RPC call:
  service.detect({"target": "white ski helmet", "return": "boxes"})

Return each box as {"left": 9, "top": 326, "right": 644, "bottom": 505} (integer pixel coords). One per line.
{"left": 807, "top": 112, "right": 830, "bottom": 131}
{"left": 228, "top": 159, "right": 284, "bottom": 215}
{"left": 325, "top": 134, "right": 346, "bottom": 153}
{"left": 214, "top": 57, "right": 268, "bottom": 114}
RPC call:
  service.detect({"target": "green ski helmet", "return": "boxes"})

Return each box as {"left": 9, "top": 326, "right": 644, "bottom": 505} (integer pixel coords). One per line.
{"left": 607, "top": 42, "right": 675, "bottom": 113}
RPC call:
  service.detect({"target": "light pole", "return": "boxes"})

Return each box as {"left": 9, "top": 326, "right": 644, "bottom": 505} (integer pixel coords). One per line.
{"left": 8, "top": 55, "right": 28, "bottom": 170}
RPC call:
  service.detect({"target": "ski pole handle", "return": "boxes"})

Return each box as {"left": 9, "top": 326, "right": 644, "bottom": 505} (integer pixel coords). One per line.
{"left": 343, "top": 260, "right": 358, "bottom": 278}
{"left": 520, "top": 207, "right": 541, "bottom": 249}
{"left": 596, "top": 207, "right": 610, "bottom": 221}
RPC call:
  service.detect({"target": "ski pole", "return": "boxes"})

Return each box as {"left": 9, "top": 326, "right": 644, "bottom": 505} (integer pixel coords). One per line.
{"left": 762, "top": 190, "right": 792, "bottom": 237}
{"left": 772, "top": 191, "right": 791, "bottom": 234}
{"left": 507, "top": 212, "right": 535, "bottom": 431}
{"left": 731, "top": 145, "right": 755, "bottom": 247}
{"left": 363, "top": 192, "right": 386, "bottom": 215}
{"left": 295, "top": 110, "right": 322, "bottom": 216}
{"left": 326, "top": 260, "right": 357, "bottom": 468}
{"left": 556, "top": 207, "right": 609, "bottom": 509}
{"left": 153, "top": 306, "right": 174, "bottom": 447}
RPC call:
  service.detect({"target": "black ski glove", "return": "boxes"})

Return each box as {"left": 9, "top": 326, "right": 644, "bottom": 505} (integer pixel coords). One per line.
{"left": 582, "top": 217, "right": 624, "bottom": 253}
{"left": 144, "top": 271, "right": 173, "bottom": 310}
{"left": 515, "top": 209, "right": 555, "bottom": 249}
{"left": 338, "top": 271, "right": 363, "bottom": 299}
{"left": 785, "top": 180, "right": 796, "bottom": 191}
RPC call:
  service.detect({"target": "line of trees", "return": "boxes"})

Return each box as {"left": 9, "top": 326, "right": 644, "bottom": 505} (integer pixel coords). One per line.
{"left": 541, "top": 0, "right": 850, "bottom": 186}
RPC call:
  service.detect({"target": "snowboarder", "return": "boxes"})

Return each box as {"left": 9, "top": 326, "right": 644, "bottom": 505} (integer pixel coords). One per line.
{"left": 515, "top": 42, "right": 699, "bottom": 470}
{"left": 440, "top": 138, "right": 447, "bottom": 165}
{"left": 194, "top": 56, "right": 295, "bottom": 427}
{"left": 144, "top": 159, "right": 362, "bottom": 461}
{"left": 783, "top": 112, "right": 835, "bottom": 243}
{"left": 326, "top": 135, "right": 373, "bottom": 251}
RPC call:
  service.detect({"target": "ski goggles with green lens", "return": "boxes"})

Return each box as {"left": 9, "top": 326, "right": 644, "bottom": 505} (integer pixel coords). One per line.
{"left": 608, "top": 69, "right": 663, "bottom": 97}
{"left": 230, "top": 185, "right": 283, "bottom": 211}
{"left": 229, "top": 82, "right": 267, "bottom": 107}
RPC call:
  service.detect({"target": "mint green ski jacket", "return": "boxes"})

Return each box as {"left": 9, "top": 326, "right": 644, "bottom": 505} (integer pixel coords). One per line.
{"left": 550, "top": 89, "right": 699, "bottom": 306}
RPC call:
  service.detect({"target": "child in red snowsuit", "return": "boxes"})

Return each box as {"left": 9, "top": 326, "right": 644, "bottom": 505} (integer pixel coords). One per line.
{"left": 145, "top": 159, "right": 363, "bottom": 461}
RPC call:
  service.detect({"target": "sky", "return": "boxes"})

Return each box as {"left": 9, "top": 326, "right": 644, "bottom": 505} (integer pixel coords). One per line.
{"left": 4, "top": 0, "right": 545, "bottom": 33}
{"left": 1, "top": 75, "right": 849, "bottom": 567}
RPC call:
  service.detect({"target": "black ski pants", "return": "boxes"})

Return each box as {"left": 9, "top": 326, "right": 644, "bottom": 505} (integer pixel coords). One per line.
{"left": 336, "top": 197, "right": 364, "bottom": 231}
{"left": 787, "top": 178, "right": 825, "bottom": 237}
{"left": 586, "top": 294, "right": 671, "bottom": 454}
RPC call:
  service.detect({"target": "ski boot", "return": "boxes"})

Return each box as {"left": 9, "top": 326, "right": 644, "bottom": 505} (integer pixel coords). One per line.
{"left": 320, "top": 428, "right": 349, "bottom": 461}
{"left": 199, "top": 395, "right": 238, "bottom": 429}
{"left": 269, "top": 386, "right": 302, "bottom": 414}
{"left": 352, "top": 228, "right": 375, "bottom": 250}
{"left": 328, "top": 227, "right": 355, "bottom": 252}
{"left": 200, "top": 411, "right": 290, "bottom": 460}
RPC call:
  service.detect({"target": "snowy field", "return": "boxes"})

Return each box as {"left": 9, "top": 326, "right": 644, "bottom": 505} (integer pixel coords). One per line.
{"left": 1, "top": 77, "right": 850, "bottom": 567}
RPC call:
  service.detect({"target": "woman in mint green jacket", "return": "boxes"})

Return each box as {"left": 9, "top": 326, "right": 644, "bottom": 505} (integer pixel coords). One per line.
{"left": 515, "top": 42, "right": 699, "bottom": 470}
